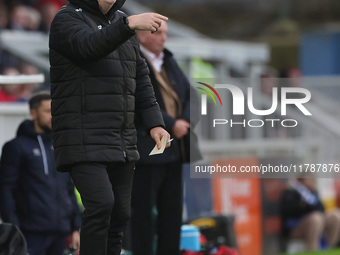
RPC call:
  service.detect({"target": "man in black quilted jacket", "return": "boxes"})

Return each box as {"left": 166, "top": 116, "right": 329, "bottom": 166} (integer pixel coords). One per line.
{"left": 49, "top": 0, "right": 170, "bottom": 254}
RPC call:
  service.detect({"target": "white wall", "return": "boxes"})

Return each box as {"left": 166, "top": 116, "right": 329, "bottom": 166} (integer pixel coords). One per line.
{"left": 0, "top": 103, "right": 30, "bottom": 155}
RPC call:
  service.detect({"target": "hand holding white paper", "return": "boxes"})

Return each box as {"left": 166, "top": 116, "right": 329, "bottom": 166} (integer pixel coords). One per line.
{"left": 149, "top": 135, "right": 167, "bottom": 156}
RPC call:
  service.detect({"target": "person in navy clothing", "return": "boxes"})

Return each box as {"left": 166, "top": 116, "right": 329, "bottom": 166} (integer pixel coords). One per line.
{"left": 280, "top": 177, "right": 340, "bottom": 251}
{"left": 0, "top": 91, "right": 81, "bottom": 255}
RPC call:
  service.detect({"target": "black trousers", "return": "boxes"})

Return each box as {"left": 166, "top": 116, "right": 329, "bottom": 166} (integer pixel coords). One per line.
{"left": 70, "top": 161, "right": 134, "bottom": 255}
{"left": 131, "top": 162, "right": 182, "bottom": 255}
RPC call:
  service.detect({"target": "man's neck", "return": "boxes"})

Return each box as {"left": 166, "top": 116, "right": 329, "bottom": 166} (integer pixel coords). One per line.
{"left": 98, "top": 3, "right": 113, "bottom": 15}
{"left": 34, "top": 123, "right": 45, "bottom": 134}
{"left": 140, "top": 46, "right": 164, "bottom": 73}
{"left": 140, "top": 45, "right": 162, "bottom": 58}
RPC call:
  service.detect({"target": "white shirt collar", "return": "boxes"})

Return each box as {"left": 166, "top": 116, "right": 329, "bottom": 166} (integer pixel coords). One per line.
{"left": 140, "top": 45, "right": 164, "bottom": 73}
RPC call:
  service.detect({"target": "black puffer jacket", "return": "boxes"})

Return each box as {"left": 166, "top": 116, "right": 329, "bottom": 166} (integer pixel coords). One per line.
{"left": 49, "top": 0, "right": 164, "bottom": 170}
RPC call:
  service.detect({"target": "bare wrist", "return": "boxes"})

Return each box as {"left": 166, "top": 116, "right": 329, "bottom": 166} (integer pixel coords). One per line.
{"left": 126, "top": 16, "right": 135, "bottom": 30}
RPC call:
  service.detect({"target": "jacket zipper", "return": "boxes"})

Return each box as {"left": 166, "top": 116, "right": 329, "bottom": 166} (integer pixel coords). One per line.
{"left": 81, "top": 80, "right": 85, "bottom": 146}
{"left": 117, "top": 49, "right": 127, "bottom": 159}
{"left": 106, "top": 15, "right": 126, "bottom": 158}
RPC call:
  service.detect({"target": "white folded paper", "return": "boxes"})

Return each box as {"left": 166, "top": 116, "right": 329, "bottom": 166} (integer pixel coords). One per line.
{"left": 149, "top": 135, "right": 167, "bottom": 156}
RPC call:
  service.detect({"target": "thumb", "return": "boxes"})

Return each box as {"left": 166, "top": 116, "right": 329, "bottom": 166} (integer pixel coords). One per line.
{"left": 155, "top": 135, "right": 162, "bottom": 150}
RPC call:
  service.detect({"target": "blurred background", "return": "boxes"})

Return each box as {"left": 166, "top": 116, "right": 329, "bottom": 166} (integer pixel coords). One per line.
{"left": 2, "top": 0, "right": 340, "bottom": 255}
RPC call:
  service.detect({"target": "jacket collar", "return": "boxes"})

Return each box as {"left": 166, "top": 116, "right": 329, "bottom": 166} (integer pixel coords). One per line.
{"left": 17, "top": 119, "right": 52, "bottom": 141}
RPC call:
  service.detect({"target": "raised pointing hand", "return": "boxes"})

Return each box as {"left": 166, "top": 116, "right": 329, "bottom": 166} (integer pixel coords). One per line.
{"left": 128, "top": 13, "right": 168, "bottom": 33}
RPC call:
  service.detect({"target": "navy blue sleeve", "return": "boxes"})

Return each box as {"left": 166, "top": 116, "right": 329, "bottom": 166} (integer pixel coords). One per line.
{"left": 165, "top": 57, "right": 200, "bottom": 129}
{"left": 172, "top": 59, "right": 200, "bottom": 127}
{"left": 0, "top": 141, "right": 22, "bottom": 227}
{"left": 183, "top": 84, "right": 200, "bottom": 128}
